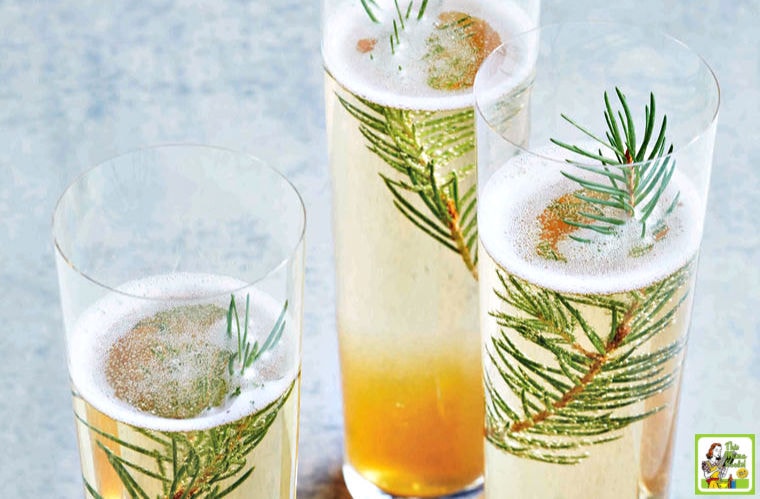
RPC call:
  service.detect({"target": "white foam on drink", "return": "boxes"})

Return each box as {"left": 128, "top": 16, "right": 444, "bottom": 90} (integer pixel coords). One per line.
{"left": 322, "top": 0, "right": 535, "bottom": 110}
{"left": 479, "top": 145, "right": 704, "bottom": 294}
{"left": 68, "top": 273, "right": 298, "bottom": 432}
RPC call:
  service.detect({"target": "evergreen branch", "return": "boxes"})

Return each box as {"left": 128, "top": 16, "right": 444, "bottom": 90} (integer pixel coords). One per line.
{"left": 358, "top": 0, "right": 430, "bottom": 55}
{"left": 227, "top": 295, "right": 288, "bottom": 376}
{"left": 75, "top": 381, "right": 295, "bottom": 498}
{"left": 551, "top": 89, "right": 679, "bottom": 242}
{"left": 339, "top": 93, "right": 479, "bottom": 279}
{"left": 486, "top": 262, "right": 692, "bottom": 464}
{"left": 492, "top": 273, "right": 600, "bottom": 361}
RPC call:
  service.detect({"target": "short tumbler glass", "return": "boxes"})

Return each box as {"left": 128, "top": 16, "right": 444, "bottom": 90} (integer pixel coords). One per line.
{"left": 474, "top": 23, "right": 719, "bottom": 498}
{"left": 53, "top": 145, "right": 305, "bottom": 499}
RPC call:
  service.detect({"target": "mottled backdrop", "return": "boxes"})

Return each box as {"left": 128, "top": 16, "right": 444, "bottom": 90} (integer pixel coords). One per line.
{"left": 0, "top": 1, "right": 756, "bottom": 498}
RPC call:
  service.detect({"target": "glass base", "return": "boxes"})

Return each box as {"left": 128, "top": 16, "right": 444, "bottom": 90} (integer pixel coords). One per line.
{"left": 638, "top": 482, "right": 669, "bottom": 499}
{"left": 342, "top": 463, "right": 484, "bottom": 499}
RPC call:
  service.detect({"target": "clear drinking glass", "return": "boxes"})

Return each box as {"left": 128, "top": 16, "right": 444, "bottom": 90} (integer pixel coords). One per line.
{"left": 474, "top": 23, "right": 719, "bottom": 498}
{"left": 322, "top": 0, "right": 539, "bottom": 497}
{"left": 53, "top": 145, "right": 305, "bottom": 499}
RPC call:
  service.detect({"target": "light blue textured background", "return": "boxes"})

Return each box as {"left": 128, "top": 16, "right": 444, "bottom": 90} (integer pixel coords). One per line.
{"left": 0, "top": 1, "right": 756, "bottom": 498}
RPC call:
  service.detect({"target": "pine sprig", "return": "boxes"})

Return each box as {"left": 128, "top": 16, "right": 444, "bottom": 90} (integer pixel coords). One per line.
{"left": 485, "top": 262, "right": 692, "bottom": 464}
{"left": 77, "top": 381, "right": 295, "bottom": 498}
{"left": 360, "top": 0, "right": 430, "bottom": 54}
{"left": 550, "top": 89, "right": 679, "bottom": 240}
{"left": 338, "top": 93, "right": 479, "bottom": 279}
{"left": 226, "top": 294, "right": 288, "bottom": 376}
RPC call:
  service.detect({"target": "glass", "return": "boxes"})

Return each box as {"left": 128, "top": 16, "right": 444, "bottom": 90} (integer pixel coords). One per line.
{"left": 474, "top": 23, "right": 719, "bottom": 498}
{"left": 53, "top": 145, "right": 306, "bottom": 499}
{"left": 322, "top": 0, "right": 539, "bottom": 497}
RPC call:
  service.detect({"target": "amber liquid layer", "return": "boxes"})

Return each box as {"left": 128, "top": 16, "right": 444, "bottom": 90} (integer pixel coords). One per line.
{"left": 340, "top": 338, "right": 483, "bottom": 496}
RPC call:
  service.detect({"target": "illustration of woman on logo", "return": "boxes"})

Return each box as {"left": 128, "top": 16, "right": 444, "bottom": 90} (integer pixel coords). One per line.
{"left": 702, "top": 443, "right": 734, "bottom": 489}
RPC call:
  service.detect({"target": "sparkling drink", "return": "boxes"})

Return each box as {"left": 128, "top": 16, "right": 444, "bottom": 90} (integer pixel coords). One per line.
{"left": 478, "top": 149, "right": 700, "bottom": 498}
{"left": 323, "top": 0, "right": 538, "bottom": 495}
{"left": 68, "top": 274, "right": 299, "bottom": 499}
{"left": 474, "top": 25, "right": 719, "bottom": 497}
{"left": 53, "top": 146, "right": 306, "bottom": 499}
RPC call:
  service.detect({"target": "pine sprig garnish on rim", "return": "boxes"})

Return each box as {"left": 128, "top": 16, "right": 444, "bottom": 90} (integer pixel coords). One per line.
{"left": 360, "top": 0, "right": 430, "bottom": 54}
{"left": 226, "top": 294, "right": 288, "bottom": 377}
{"left": 338, "top": 93, "right": 479, "bottom": 279}
{"left": 550, "top": 88, "right": 679, "bottom": 242}
{"left": 485, "top": 261, "right": 692, "bottom": 465}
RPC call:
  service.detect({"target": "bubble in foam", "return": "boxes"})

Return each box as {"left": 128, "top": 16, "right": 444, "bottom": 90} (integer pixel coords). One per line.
{"left": 479, "top": 144, "right": 703, "bottom": 294}
{"left": 322, "top": 0, "right": 536, "bottom": 110}
{"left": 69, "top": 273, "right": 298, "bottom": 432}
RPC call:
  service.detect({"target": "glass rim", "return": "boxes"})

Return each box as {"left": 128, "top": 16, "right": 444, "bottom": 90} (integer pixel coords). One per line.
{"left": 474, "top": 21, "right": 721, "bottom": 169}
{"left": 52, "top": 143, "right": 307, "bottom": 302}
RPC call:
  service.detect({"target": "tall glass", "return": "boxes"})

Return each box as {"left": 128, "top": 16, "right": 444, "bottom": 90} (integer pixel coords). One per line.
{"left": 322, "top": 0, "right": 539, "bottom": 497}
{"left": 474, "top": 23, "right": 719, "bottom": 498}
{"left": 53, "top": 145, "right": 305, "bottom": 499}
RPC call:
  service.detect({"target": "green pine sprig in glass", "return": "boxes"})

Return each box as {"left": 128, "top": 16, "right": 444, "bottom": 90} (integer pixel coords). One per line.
{"left": 226, "top": 295, "right": 288, "bottom": 377}
{"left": 76, "top": 381, "right": 295, "bottom": 499}
{"left": 361, "top": 0, "right": 430, "bottom": 54}
{"left": 550, "top": 88, "right": 679, "bottom": 242}
{"left": 485, "top": 261, "right": 692, "bottom": 465}
{"left": 338, "top": 94, "right": 479, "bottom": 279}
